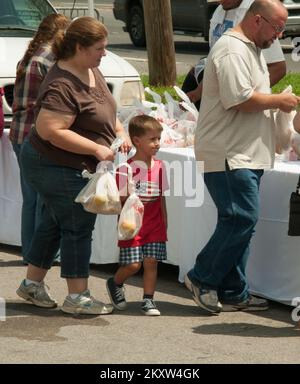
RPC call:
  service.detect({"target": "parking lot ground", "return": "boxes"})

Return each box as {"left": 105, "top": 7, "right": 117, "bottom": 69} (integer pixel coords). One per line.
{"left": 1, "top": 243, "right": 300, "bottom": 364}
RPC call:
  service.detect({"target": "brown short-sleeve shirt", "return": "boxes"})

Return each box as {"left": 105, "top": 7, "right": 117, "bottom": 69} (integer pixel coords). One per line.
{"left": 30, "top": 63, "right": 116, "bottom": 172}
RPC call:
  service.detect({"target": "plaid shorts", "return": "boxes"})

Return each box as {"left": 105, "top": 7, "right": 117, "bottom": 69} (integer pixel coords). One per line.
{"left": 119, "top": 242, "right": 167, "bottom": 265}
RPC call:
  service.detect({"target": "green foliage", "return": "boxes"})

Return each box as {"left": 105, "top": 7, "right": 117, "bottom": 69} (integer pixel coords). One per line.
{"left": 141, "top": 72, "right": 300, "bottom": 102}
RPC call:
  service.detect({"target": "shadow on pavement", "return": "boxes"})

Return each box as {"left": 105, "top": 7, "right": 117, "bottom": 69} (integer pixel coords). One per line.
{"left": 2, "top": 300, "right": 209, "bottom": 343}
{"left": 2, "top": 302, "right": 109, "bottom": 342}
{"left": 0, "top": 244, "right": 22, "bottom": 257}
{"left": 192, "top": 322, "right": 300, "bottom": 338}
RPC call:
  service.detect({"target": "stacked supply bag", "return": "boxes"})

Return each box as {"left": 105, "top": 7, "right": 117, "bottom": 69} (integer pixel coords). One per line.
{"left": 118, "top": 86, "right": 199, "bottom": 148}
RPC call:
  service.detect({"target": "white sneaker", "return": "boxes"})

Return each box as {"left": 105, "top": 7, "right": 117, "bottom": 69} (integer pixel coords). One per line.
{"left": 61, "top": 290, "right": 113, "bottom": 315}
{"left": 16, "top": 279, "right": 57, "bottom": 308}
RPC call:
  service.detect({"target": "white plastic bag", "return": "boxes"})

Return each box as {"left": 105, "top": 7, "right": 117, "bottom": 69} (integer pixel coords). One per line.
{"left": 173, "top": 85, "right": 199, "bottom": 116}
{"left": 118, "top": 194, "right": 144, "bottom": 240}
{"left": 75, "top": 162, "right": 122, "bottom": 215}
{"left": 117, "top": 86, "right": 198, "bottom": 149}
{"left": 194, "top": 57, "right": 206, "bottom": 84}
{"left": 74, "top": 169, "right": 101, "bottom": 207}
{"left": 160, "top": 122, "right": 185, "bottom": 147}
{"left": 291, "top": 129, "right": 300, "bottom": 158}
{"left": 75, "top": 138, "right": 124, "bottom": 215}
{"left": 274, "top": 85, "right": 295, "bottom": 153}
{"left": 117, "top": 164, "right": 144, "bottom": 240}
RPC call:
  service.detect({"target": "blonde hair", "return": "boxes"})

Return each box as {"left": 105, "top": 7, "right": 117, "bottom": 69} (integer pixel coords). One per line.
{"left": 128, "top": 115, "right": 163, "bottom": 139}
{"left": 52, "top": 16, "right": 108, "bottom": 60}
{"left": 16, "top": 14, "right": 69, "bottom": 81}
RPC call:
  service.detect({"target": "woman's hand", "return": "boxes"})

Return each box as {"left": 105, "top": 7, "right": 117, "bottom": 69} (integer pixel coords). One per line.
{"left": 118, "top": 133, "right": 132, "bottom": 153}
{"left": 115, "top": 118, "right": 132, "bottom": 153}
{"left": 95, "top": 145, "right": 115, "bottom": 162}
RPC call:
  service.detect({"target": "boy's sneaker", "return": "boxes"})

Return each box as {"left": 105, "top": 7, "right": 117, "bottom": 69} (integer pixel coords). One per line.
{"left": 61, "top": 290, "right": 113, "bottom": 315}
{"left": 141, "top": 298, "right": 161, "bottom": 316}
{"left": 16, "top": 279, "right": 57, "bottom": 308}
{"left": 221, "top": 295, "right": 269, "bottom": 312}
{"left": 184, "top": 274, "right": 222, "bottom": 314}
{"left": 106, "top": 277, "right": 127, "bottom": 310}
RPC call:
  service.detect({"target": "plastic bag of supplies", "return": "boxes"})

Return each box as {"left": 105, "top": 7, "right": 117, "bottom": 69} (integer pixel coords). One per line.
{"left": 117, "top": 164, "right": 144, "bottom": 240}
{"left": 75, "top": 162, "right": 122, "bottom": 214}
{"left": 274, "top": 85, "right": 295, "bottom": 154}
{"left": 75, "top": 138, "right": 123, "bottom": 215}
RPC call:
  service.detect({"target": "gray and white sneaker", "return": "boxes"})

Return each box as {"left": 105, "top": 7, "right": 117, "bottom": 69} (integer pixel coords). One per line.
{"left": 184, "top": 274, "right": 222, "bottom": 314}
{"left": 221, "top": 295, "right": 269, "bottom": 312}
{"left": 106, "top": 277, "right": 127, "bottom": 310}
{"left": 16, "top": 279, "right": 57, "bottom": 308}
{"left": 141, "top": 298, "right": 160, "bottom": 316}
{"left": 61, "top": 290, "right": 113, "bottom": 315}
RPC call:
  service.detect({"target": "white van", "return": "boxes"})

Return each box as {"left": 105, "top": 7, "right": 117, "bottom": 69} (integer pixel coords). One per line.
{"left": 0, "top": 0, "right": 144, "bottom": 127}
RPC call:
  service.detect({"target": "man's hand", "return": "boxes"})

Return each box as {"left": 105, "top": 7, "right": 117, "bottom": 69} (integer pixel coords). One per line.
{"left": 278, "top": 93, "right": 300, "bottom": 113}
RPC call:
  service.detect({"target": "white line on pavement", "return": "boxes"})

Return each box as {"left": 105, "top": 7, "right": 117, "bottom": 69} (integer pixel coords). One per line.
{"left": 121, "top": 57, "right": 148, "bottom": 62}
{"left": 121, "top": 57, "right": 187, "bottom": 66}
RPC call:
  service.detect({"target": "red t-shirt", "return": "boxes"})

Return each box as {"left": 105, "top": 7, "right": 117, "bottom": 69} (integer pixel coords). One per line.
{"left": 117, "top": 158, "right": 168, "bottom": 248}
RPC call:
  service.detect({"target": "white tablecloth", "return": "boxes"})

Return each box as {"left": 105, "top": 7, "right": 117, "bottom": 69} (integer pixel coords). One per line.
{"left": 1, "top": 129, "right": 300, "bottom": 304}
{"left": 0, "top": 131, "right": 22, "bottom": 246}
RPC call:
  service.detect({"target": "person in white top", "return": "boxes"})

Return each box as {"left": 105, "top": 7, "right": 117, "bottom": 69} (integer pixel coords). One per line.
{"left": 293, "top": 109, "right": 300, "bottom": 132}
{"left": 186, "top": 0, "right": 286, "bottom": 105}
{"left": 184, "top": 0, "right": 300, "bottom": 314}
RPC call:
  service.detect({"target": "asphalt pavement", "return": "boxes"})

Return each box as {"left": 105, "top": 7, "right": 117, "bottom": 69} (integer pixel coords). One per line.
{"left": 0, "top": 243, "right": 300, "bottom": 364}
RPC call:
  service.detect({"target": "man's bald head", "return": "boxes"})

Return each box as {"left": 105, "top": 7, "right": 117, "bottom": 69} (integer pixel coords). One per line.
{"left": 246, "top": 0, "right": 288, "bottom": 19}
{"left": 238, "top": 0, "right": 287, "bottom": 48}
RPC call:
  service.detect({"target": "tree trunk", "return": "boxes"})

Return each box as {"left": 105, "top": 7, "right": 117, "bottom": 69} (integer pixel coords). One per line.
{"left": 143, "top": 0, "right": 177, "bottom": 86}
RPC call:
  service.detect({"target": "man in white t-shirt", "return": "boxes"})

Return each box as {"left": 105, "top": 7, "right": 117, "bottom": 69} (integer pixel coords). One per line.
{"left": 184, "top": 0, "right": 300, "bottom": 314}
{"left": 185, "top": 0, "right": 286, "bottom": 105}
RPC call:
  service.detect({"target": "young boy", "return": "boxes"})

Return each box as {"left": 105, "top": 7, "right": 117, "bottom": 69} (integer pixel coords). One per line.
{"left": 106, "top": 115, "right": 168, "bottom": 316}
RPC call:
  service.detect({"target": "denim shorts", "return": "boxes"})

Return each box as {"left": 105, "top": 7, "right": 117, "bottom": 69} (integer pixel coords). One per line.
{"left": 20, "top": 140, "right": 96, "bottom": 278}
{"left": 119, "top": 242, "right": 167, "bottom": 265}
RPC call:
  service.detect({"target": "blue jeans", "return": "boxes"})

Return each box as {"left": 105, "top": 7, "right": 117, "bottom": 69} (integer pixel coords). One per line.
{"left": 13, "top": 141, "right": 42, "bottom": 261}
{"left": 20, "top": 140, "right": 97, "bottom": 278}
{"left": 188, "top": 167, "right": 263, "bottom": 303}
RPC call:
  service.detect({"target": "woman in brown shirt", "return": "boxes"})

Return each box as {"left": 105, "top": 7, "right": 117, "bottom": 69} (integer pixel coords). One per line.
{"left": 16, "top": 17, "right": 131, "bottom": 315}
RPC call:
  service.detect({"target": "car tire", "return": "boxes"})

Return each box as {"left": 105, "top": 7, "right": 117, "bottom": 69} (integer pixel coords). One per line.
{"left": 128, "top": 5, "right": 146, "bottom": 47}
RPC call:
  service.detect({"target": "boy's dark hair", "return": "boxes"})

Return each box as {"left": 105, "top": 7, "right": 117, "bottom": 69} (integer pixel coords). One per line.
{"left": 128, "top": 115, "right": 163, "bottom": 139}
